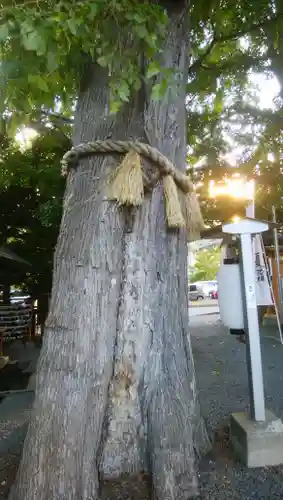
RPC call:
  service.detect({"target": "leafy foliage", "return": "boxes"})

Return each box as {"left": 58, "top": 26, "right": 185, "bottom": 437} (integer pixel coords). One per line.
{"left": 187, "top": 0, "right": 283, "bottom": 224}
{"left": 1, "top": 0, "right": 283, "bottom": 232}
{"left": 189, "top": 246, "right": 221, "bottom": 282}
{"left": 0, "top": 0, "right": 169, "bottom": 113}
{"left": 0, "top": 127, "right": 68, "bottom": 296}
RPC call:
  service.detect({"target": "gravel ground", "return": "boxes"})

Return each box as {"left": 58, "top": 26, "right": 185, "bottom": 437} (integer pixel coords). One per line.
{"left": 192, "top": 314, "right": 283, "bottom": 499}
{"left": 1, "top": 316, "right": 283, "bottom": 499}
{"left": 0, "top": 393, "right": 33, "bottom": 498}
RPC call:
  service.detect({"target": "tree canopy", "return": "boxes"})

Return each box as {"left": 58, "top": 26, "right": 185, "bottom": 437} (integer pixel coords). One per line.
{"left": 188, "top": 0, "right": 283, "bottom": 224}
{"left": 0, "top": 0, "right": 171, "bottom": 114}
{"left": 1, "top": 0, "right": 283, "bottom": 227}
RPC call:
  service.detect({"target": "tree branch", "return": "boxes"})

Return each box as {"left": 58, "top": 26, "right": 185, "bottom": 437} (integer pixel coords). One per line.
{"left": 200, "top": 54, "right": 267, "bottom": 73}
{"left": 39, "top": 110, "right": 74, "bottom": 125}
{"left": 188, "top": 12, "right": 283, "bottom": 75}
{"left": 27, "top": 120, "right": 71, "bottom": 144}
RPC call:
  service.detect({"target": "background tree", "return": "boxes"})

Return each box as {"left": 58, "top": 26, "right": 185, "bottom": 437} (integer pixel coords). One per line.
{"left": 189, "top": 247, "right": 221, "bottom": 282}
{"left": 187, "top": 0, "right": 283, "bottom": 225}
{"left": 0, "top": 125, "right": 68, "bottom": 322}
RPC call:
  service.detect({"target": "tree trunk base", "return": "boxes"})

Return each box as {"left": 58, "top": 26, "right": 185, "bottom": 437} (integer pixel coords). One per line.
{"left": 101, "top": 474, "right": 150, "bottom": 499}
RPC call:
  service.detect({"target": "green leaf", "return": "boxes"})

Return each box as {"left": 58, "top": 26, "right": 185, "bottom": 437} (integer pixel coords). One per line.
{"left": 67, "top": 19, "right": 78, "bottom": 36}
{"left": 97, "top": 56, "right": 108, "bottom": 68}
{"left": 88, "top": 3, "right": 99, "bottom": 18}
{"left": 213, "top": 90, "right": 224, "bottom": 113}
{"left": 0, "top": 24, "right": 9, "bottom": 42}
{"left": 37, "top": 78, "right": 49, "bottom": 93}
{"left": 28, "top": 74, "right": 49, "bottom": 92}
{"left": 117, "top": 82, "right": 130, "bottom": 102}
{"left": 47, "top": 51, "right": 58, "bottom": 73}
{"left": 134, "top": 25, "right": 149, "bottom": 39}
{"left": 6, "top": 115, "right": 20, "bottom": 138}
{"left": 20, "top": 20, "right": 34, "bottom": 36}
{"left": 146, "top": 62, "right": 160, "bottom": 79}
{"left": 110, "top": 100, "right": 122, "bottom": 114}
{"left": 152, "top": 80, "right": 168, "bottom": 100}
{"left": 22, "top": 30, "right": 47, "bottom": 55}
{"left": 133, "top": 78, "right": 142, "bottom": 91}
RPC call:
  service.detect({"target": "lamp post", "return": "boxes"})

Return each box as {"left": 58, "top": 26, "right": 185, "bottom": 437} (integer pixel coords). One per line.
{"left": 208, "top": 177, "right": 283, "bottom": 466}
{"left": 209, "top": 176, "right": 256, "bottom": 343}
{"left": 223, "top": 219, "right": 283, "bottom": 470}
{"left": 209, "top": 177, "right": 283, "bottom": 323}
{"left": 222, "top": 218, "right": 268, "bottom": 422}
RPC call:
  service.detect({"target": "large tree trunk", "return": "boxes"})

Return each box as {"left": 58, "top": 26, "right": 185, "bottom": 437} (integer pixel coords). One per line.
{"left": 9, "top": 2, "right": 210, "bottom": 499}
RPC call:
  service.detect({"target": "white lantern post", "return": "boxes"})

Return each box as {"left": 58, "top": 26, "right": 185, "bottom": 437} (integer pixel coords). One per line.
{"left": 222, "top": 218, "right": 268, "bottom": 422}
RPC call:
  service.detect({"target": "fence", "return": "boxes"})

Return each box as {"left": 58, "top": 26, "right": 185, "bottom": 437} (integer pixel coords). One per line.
{"left": 0, "top": 302, "right": 33, "bottom": 353}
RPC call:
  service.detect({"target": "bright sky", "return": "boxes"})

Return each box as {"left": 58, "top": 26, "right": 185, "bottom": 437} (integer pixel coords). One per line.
{"left": 223, "top": 72, "right": 281, "bottom": 166}
{"left": 251, "top": 73, "right": 280, "bottom": 108}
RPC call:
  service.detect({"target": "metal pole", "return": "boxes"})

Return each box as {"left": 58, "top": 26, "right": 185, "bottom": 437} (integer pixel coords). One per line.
{"left": 272, "top": 205, "right": 283, "bottom": 315}
{"left": 246, "top": 200, "right": 255, "bottom": 219}
{"left": 240, "top": 232, "right": 266, "bottom": 422}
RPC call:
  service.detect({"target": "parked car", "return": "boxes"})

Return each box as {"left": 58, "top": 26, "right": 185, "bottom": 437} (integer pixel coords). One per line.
{"left": 209, "top": 289, "right": 218, "bottom": 299}
{"left": 189, "top": 284, "right": 205, "bottom": 301}
{"left": 196, "top": 281, "right": 218, "bottom": 298}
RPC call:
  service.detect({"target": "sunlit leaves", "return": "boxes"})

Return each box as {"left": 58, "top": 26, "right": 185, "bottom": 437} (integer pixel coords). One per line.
{"left": 0, "top": 0, "right": 169, "bottom": 112}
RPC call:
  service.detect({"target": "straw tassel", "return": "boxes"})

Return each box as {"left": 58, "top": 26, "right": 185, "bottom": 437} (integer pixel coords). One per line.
{"left": 108, "top": 150, "right": 144, "bottom": 206}
{"left": 163, "top": 175, "right": 186, "bottom": 228}
{"left": 181, "top": 190, "right": 204, "bottom": 241}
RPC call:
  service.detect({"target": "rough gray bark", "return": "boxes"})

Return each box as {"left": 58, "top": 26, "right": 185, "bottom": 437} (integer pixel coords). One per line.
{"left": 9, "top": 2, "right": 210, "bottom": 499}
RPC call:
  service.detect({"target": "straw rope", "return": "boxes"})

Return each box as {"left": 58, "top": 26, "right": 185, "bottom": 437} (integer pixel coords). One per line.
{"left": 61, "top": 139, "right": 203, "bottom": 236}
{"left": 61, "top": 140, "right": 194, "bottom": 194}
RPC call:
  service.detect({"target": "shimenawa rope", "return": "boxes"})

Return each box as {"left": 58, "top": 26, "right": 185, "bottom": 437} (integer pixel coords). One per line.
{"left": 61, "top": 140, "right": 203, "bottom": 237}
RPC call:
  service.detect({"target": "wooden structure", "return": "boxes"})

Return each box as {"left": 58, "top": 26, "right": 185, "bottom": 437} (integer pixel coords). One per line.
{"left": 263, "top": 234, "right": 283, "bottom": 308}
{"left": 0, "top": 246, "right": 32, "bottom": 368}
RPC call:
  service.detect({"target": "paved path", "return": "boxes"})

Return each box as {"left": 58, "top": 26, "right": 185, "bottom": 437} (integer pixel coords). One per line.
{"left": 190, "top": 305, "right": 219, "bottom": 317}
{"left": 189, "top": 300, "right": 219, "bottom": 318}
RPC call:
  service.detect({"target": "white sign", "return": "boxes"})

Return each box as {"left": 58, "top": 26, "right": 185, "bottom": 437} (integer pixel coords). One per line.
{"left": 253, "top": 234, "right": 273, "bottom": 306}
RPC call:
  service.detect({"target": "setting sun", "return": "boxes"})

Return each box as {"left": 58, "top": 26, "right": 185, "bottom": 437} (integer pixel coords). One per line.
{"left": 15, "top": 127, "right": 38, "bottom": 149}
{"left": 209, "top": 178, "right": 255, "bottom": 201}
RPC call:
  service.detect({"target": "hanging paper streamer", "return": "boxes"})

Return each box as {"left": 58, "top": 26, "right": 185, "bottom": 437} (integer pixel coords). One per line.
{"left": 253, "top": 234, "right": 273, "bottom": 306}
